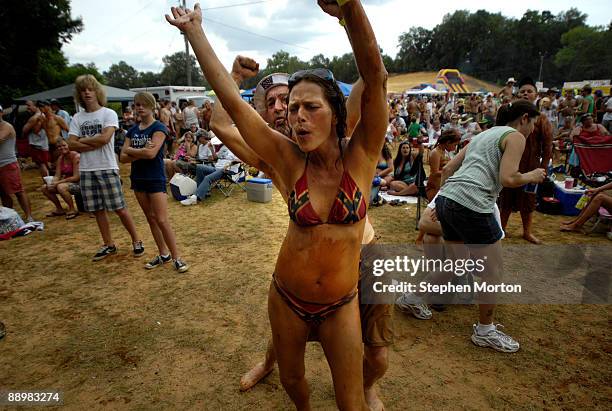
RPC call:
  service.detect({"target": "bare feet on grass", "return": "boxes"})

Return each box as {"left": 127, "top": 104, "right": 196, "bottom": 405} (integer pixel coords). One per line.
{"left": 523, "top": 233, "right": 542, "bottom": 244}
{"left": 239, "top": 362, "right": 274, "bottom": 391}
{"left": 365, "top": 386, "right": 384, "bottom": 411}
{"left": 559, "top": 223, "right": 582, "bottom": 233}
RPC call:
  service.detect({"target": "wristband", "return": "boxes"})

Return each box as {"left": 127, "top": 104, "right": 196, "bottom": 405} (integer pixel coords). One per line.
{"left": 337, "top": 0, "right": 352, "bottom": 6}
{"left": 338, "top": 18, "right": 346, "bottom": 26}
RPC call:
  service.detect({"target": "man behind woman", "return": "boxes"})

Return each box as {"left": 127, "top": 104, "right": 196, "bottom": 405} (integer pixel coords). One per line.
{"left": 166, "top": 1, "right": 387, "bottom": 409}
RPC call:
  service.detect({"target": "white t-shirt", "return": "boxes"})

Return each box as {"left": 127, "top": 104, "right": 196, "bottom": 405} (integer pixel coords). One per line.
{"left": 603, "top": 98, "right": 612, "bottom": 121}
{"left": 69, "top": 107, "right": 118, "bottom": 171}
{"left": 197, "top": 143, "right": 214, "bottom": 161}
{"left": 214, "top": 146, "right": 240, "bottom": 173}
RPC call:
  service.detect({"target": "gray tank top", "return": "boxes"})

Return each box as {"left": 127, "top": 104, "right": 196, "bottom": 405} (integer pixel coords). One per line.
{"left": 438, "top": 126, "right": 516, "bottom": 213}
{"left": 0, "top": 133, "right": 17, "bottom": 167}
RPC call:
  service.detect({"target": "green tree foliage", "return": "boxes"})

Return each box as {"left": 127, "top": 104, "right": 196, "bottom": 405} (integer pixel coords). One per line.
{"left": 103, "top": 61, "right": 140, "bottom": 89}
{"left": 555, "top": 26, "right": 612, "bottom": 80}
{"left": 160, "top": 52, "right": 206, "bottom": 87}
{"left": 395, "top": 8, "right": 593, "bottom": 86}
{"left": 138, "top": 72, "right": 163, "bottom": 87}
{"left": 0, "top": 0, "right": 83, "bottom": 103}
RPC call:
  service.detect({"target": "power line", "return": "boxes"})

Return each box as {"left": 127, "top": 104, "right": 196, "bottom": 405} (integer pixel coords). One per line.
{"left": 201, "top": 0, "right": 276, "bottom": 11}
{"left": 203, "top": 17, "right": 312, "bottom": 51}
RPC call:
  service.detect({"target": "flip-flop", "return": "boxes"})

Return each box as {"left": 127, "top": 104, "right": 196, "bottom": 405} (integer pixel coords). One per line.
{"left": 46, "top": 210, "right": 65, "bottom": 217}
{"left": 65, "top": 211, "right": 79, "bottom": 220}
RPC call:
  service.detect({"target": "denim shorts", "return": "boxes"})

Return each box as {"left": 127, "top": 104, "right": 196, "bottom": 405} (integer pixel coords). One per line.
{"left": 130, "top": 178, "right": 167, "bottom": 193}
{"left": 435, "top": 195, "right": 503, "bottom": 245}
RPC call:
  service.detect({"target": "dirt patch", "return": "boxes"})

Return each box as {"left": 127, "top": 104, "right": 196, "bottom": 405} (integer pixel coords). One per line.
{"left": 0, "top": 166, "right": 610, "bottom": 410}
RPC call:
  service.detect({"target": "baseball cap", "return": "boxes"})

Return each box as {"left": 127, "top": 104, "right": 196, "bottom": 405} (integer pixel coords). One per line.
{"left": 253, "top": 73, "right": 289, "bottom": 113}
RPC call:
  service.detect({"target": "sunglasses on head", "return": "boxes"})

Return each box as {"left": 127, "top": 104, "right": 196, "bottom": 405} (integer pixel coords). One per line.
{"left": 288, "top": 68, "right": 335, "bottom": 87}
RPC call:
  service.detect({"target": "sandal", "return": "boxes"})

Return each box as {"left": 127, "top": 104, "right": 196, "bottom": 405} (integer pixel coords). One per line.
{"left": 65, "top": 211, "right": 79, "bottom": 220}
{"left": 46, "top": 210, "right": 65, "bottom": 217}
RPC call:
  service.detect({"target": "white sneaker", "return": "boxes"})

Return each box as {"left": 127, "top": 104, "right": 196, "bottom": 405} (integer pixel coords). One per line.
{"left": 180, "top": 195, "right": 198, "bottom": 206}
{"left": 395, "top": 293, "right": 432, "bottom": 320}
{"left": 471, "top": 324, "right": 520, "bottom": 353}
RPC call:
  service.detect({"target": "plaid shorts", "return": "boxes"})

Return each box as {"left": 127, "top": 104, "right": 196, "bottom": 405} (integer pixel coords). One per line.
{"left": 80, "top": 170, "right": 126, "bottom": 212}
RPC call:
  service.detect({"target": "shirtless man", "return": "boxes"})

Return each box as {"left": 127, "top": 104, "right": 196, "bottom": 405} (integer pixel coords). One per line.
{"left": 39, "top": 100, "right": 69, "bottom": 163}
{"left": 22, "top": 100, "right": 49, "bottom": 178}
{"left": 211, "top": 55, "right": 392, "bottom": 411}
{"left": 159, "top": 100, "right": 175, "bottom": 155}
{"left": 498, "top": 77, "right": 516, "bottom": 99}
{"left": 407, "top": 96, "right": 418, "bottom": 121}
{"left": 467, "top": 94, "right": 480, "bottom": 121}
{"left": 417, "top": 97, "right": 427, "bottom": 121}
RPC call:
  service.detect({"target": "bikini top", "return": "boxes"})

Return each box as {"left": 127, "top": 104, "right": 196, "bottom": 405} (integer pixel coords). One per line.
{"left": 288, "top": 155, "right": 367, "bottom": 226}
{"left": 376, "top": 161, "right": 388, "bottom": 170}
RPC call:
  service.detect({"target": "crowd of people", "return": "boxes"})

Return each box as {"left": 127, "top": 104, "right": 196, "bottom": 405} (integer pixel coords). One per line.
{"left": 0, "top": 0, "right": 611, "bottom": 409}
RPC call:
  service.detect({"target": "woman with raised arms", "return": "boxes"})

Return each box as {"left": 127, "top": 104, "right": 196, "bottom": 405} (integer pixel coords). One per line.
{"left": 166, "top": 1, "right": 387, "bottom": 409}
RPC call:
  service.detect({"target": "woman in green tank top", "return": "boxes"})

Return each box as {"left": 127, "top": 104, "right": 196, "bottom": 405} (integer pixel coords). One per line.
{"left": 433, "top": 100, "right": 546, "bottom": 353}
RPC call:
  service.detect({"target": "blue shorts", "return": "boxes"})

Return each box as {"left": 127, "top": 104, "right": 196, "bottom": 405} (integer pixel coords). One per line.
{"left": 435, "top": 196, "right": 503, "bottom": 245}
{"left": 130, "top": 178, "right": 166, "bottom": 193}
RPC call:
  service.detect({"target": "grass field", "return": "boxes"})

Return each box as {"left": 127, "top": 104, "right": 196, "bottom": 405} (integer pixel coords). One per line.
{"left": 0, "top": 163, "right": 610, "bottom": 410}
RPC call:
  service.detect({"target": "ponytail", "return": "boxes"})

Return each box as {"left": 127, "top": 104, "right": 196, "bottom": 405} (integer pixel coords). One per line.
{"left": 495, "top": 100, "right": 540, "bottom": 126}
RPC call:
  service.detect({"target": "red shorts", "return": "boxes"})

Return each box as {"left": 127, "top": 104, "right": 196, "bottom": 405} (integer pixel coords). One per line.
{"left": 30, "top": 146, "right": 50, "bottom": 164}
{"left": 0, "top": 162, "right": 24, "bottom": 195}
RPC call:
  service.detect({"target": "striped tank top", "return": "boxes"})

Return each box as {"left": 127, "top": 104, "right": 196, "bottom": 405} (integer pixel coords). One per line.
{"left": 438, "top": 126, "right": 516, "bottom": 214}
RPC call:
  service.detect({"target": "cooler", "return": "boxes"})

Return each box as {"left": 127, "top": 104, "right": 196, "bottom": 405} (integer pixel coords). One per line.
{"left": 246, "top": 178, "right": 273, "bottom": 203}
{"left": 553, "top": 181, "right": 585, "bottom": 216}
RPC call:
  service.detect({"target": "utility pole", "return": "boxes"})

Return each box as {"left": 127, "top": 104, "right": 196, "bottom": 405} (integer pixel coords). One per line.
{"left": 182, "top": 0, "right": 192, "bottom": 86}
{"left": 538, "top": 52, "right": 544, "bottom": 83}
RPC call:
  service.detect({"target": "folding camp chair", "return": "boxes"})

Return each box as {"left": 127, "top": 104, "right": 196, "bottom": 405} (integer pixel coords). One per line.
{"left": 573, "top": 133, "right": 612, "bottom": 186}
{"left": 587, "top": 207, "right": 612, "bottom": 235}
{"left": 214, "top": 160, "right": 247, "bottom": 197}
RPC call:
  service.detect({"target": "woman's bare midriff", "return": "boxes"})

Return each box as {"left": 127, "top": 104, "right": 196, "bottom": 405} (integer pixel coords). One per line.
{"left": 274, "top": 219, "right": 365, "bottom": 304}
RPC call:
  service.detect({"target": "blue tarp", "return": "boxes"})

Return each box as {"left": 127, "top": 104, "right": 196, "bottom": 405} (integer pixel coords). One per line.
{"left": 337, "top": 81, "right": 353, "bottom": 97}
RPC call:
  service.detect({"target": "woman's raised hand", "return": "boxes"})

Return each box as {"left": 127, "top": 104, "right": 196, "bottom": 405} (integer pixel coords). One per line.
{"left": 165, "top": 3, "right": 203, "bottom": 33}
{"left": 317, "top": 0, "right": 342, "bottom": 19}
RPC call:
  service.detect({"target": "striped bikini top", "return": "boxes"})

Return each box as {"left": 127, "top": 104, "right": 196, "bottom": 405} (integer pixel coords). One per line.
{"left": 288, "top": 155, "right": 367, "bottom": 226}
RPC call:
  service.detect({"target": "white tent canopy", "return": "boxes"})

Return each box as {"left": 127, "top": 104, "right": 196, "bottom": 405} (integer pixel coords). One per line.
{"left": 404, "top": 86, "right": 446, "bottom": 95}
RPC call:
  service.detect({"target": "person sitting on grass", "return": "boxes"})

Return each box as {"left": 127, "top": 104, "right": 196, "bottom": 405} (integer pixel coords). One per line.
{"left": 370, "top": 143, "right": 393, "bottom": 204}
{"left": 560, "top": 181, "right": 612, "bottom": 234}
{"left": 164, "top": 131, "right": 197, "bottom": 179}
{"left": 387, "top": 141, "right": 420, "bottom": 196}
{"left": 41, "top": 139, "right": 81, "bottom": 220}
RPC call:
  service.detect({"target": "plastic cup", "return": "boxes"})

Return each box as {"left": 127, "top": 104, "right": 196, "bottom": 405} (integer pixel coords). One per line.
{"left": 43, "top": 176, "right": 54, "bottom": 186}
{"left": 564, "top": 178, "right": 574, "bottom": 189}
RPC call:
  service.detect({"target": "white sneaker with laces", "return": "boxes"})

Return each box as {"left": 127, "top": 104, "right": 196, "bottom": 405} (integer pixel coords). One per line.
{"left": 471, "top": 324, "right": 520, "bottom": 353}
{"left": 180, "top": 195, "right": 198, "bottom": 206}
{"left": 395, "top": 293, "right": 432, "bottom": 320}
